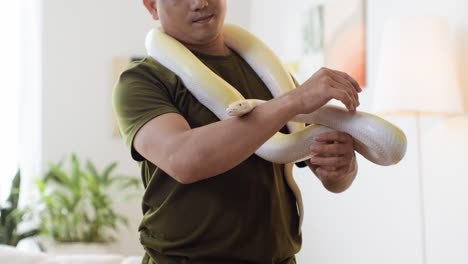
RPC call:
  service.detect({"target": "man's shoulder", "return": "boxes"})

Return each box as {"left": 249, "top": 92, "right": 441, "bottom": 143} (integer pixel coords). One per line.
{"left": 113, "top": 56, "right": 181, "bottom": 109}
{"left": 119, "top": 56, "right": 178, "bottom": 86}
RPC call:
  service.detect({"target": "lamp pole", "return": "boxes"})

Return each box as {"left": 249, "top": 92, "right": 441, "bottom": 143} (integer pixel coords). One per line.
{"left": 416, "top": 113, "right": 427, "bottom": 264}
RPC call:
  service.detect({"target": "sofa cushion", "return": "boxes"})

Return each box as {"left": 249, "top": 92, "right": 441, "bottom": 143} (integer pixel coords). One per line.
{"left": 0, "top": 245, "right": 59, "bottom": 264}
{"left": 122, "top": 256, "right": 143, "bottom": 264}
{"left": 51, "top": 254, "right": 124, "bottom": 264}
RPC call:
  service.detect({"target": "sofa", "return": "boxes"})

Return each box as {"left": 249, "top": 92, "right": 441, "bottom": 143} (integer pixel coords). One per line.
{"left": 0, "top": 245, "right": 142, "bottom": 264}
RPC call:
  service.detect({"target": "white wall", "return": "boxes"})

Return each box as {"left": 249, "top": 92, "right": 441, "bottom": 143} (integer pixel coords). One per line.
{"left": 225, "top": 0, "right": 251, "bottom": 29}
{"left": 248, "top": 0, "right": 468, "bottom": 263}
{"left": 40, "top": 0, "right": 251, "bottom": 256}
{"left": 251, "top": 0, "right": 468, "bottom": 263}
{"left": 366, "top": 1, "right": 468, "bottom": 264}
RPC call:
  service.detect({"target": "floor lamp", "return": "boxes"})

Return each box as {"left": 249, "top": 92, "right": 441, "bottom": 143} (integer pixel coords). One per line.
{"left": 372, "top": 16, "right": 464, "bottom": 264}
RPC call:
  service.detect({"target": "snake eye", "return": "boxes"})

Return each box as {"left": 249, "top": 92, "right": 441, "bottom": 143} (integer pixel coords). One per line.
{"left": 238, "top": 103, "right": 242, "bottom": 106}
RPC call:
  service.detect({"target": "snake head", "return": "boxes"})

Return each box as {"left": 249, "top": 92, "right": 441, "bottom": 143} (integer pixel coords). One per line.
{"left": 226, "top": 100, "right": 253, "bottom": 116}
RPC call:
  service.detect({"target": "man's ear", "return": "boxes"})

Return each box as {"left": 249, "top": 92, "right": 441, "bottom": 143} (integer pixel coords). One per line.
{"left": 143, "top": 0, "right": 159, "bottom": 20}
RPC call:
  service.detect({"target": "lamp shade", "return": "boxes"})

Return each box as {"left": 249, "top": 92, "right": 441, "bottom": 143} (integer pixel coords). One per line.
{"left": 372, "top": 16, "right": 464, "bottom": 115}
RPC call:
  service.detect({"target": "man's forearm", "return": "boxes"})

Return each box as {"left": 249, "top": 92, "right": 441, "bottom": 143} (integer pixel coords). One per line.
{"left": 165, "top": 93, "right": 299, "bottom": 183}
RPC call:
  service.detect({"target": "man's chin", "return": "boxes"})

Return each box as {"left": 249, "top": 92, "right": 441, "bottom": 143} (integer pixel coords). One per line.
{"left": 190, "top": 32, "right": 221, "bottom": 44}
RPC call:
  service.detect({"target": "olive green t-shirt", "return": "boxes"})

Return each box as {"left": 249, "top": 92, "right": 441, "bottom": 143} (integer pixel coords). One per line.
{"left": 113, "top": 50, "right": 301, "bottom": 264}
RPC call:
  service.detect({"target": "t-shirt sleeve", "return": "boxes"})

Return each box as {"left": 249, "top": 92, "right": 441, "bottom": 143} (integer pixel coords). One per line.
{"left": 112, "top": 62, "right": 181, "bottom": 161}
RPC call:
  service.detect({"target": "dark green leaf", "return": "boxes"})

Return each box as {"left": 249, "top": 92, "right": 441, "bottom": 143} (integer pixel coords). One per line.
{"left": 17, "top": 229, "right": 40, "bottom": 242}
{"left": 49, "top": 165, "right": 73, "bottom": 187}
{"left": 71, "top": 153, "right": 82, "bottom": 186}
{"left": 6, "top": 170, "right": 21, "bottom": 210}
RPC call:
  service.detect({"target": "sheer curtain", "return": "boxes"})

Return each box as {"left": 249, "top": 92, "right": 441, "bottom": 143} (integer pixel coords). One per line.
{"left": 0, "top": 0, "right": 42, "bottom": 203}
{"left": 0, "top": 2, "right": 21, "bottom": 202}
{"left": 19, "top": 0, "right": 43, "bottom": 203}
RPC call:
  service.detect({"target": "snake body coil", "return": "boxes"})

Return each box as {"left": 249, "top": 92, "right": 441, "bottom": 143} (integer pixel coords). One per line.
{"left": 145, "top": 24, "right": 408, "bottom": 233}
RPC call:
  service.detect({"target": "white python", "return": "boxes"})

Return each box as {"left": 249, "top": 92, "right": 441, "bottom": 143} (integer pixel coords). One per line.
{"left": 145, "top": 24, "right": 407, "bottom": 234}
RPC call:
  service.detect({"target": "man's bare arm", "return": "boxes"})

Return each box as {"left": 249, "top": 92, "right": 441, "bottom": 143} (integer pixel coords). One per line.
{"left": 134, "top": 93, "right": 297, "bottom": 184}
{"left": 134, "top": 68, "right": 361, "bottom": 184}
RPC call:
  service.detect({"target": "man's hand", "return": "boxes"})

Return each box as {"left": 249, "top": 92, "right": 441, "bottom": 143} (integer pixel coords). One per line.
{"left": 307, "top": 131, "right": 358, "bottom": 193}
{"left": 288, "top": 67, "right": 362, "bottom": 115}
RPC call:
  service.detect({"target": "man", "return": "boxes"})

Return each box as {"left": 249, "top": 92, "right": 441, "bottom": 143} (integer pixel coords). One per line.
{"left": 113, "top": 0, "right": 361, "bottom": 263}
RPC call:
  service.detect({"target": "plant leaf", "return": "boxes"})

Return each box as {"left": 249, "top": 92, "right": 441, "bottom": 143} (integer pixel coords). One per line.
{"left": 101, "top": 162, "right": 118, "bottom": 184}
{"left": 7, "top": 170, "right": 21, "bottom": 210}
{"left": 44, "top": 158, "right": 65, "bottom": 182}
{"left": 49, "top": 164, "right": 73, "bottom": 187}
{"left": 86, "top": 160, "right": 100, "bottom": 180}
{"left": 71, "top": 153, "right": 82, "bottom": 187}
{"left": 17, "top": 229, "right": 40, "bottom": 242}
{"left": 35, "top": 179, "right": 46, "bottom": 193}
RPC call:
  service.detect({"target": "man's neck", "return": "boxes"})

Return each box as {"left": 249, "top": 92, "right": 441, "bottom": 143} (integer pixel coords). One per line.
{"left": 182, "top": 36, "right": 231, "bottom": 56}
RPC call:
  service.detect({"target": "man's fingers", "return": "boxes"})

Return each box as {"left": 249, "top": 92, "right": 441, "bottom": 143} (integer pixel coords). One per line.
{"left": 329, "top": 72, "right": 360, "bottom": 107}
{"left": 310, "top": 143, "right": 352, "bottom": 156}
{"left": 328, "top": 88, "right": 355, "bottom": 112}
{"left": 334, "top": 70, "right": 362, "bottom": 93}
{"left": 314, "top": 131, "right": 353, "bottom": 144}
{"left": 328, "top": 78, "right": 358, "bottom": 111}
{"left": 309, "top": 156, "right": 349, "bottom": 167}
{"left": 315, "top": 167, "right": 348, "bottom": 178}
{"left": 322, "top": 166, "right": 337, "bottom": 171}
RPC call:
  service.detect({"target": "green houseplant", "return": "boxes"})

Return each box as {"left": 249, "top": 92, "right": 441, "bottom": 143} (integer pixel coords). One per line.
{"left": 0, "top": 170, "right": 40, "bottom": 246}
{"left": 35, "top": 154, "right": 140, "bottom": 246}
